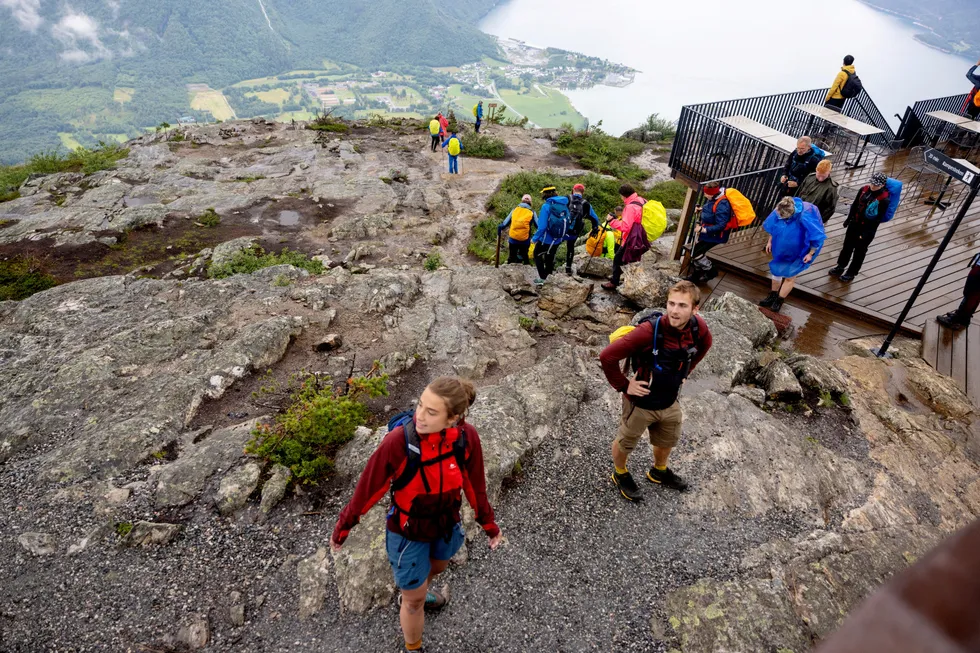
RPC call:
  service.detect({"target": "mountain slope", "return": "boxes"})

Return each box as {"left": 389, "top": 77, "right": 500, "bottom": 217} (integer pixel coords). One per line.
{"left": 0, "top": 0, "right": 500, "bottom": 164}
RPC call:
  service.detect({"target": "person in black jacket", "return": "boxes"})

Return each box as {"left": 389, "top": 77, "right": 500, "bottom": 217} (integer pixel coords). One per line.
{"left": 964, "top": 60, "right": 980, "bottom": 119}
{"left": 779, "top": 137, "right": 823, "bottom": 197}
{"left": 828, "top": 172, "right": 890, "bottom": 282}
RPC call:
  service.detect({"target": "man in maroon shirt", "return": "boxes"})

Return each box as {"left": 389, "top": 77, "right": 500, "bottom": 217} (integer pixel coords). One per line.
{"left": 599, "top": 280, "right": 712, "bottom": 500}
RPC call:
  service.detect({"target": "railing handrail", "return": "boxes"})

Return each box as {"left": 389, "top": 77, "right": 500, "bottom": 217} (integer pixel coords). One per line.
{"left": 686, "top": 88, "right": 831, "bottom": 113}
{"left": 700, "top": 165, "right": 784, "bottom": 188}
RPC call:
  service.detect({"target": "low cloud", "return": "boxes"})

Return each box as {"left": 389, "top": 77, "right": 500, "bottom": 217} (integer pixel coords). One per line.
{"left": 51, "top": 8, "right": 112, "bottom": 62}
{"left": 1, "top": 0, "right": 43, "bottom": 32}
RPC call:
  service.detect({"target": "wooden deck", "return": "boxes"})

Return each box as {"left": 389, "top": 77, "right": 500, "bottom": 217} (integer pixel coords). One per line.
{"left": 921, "top": 320, "right": 980, "bottom": 409}
{"left": 706, "top": 149, "right": 980, "bottom": 334}
{"left": 698, "top": 268, "right": 886, "bottom": 359}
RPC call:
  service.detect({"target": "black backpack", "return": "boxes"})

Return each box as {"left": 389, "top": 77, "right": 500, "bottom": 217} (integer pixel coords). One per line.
{"left": 840, "top": 71, "right": 863, "bottom": 99}
{"left": 567, "top": 195, "right": 589, "bottom": 236}
{"left": 628, "top": 312, "right": 701, "bottom": 381}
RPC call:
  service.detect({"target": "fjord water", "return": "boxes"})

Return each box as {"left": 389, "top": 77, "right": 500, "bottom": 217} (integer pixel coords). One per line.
{"left": 480, "top": 0, "right": 974, "bottom": 134}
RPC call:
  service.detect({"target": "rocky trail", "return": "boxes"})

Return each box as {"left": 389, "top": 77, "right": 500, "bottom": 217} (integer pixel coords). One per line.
{"left": 1, "top": 118, "right": 978, "bottom": 652}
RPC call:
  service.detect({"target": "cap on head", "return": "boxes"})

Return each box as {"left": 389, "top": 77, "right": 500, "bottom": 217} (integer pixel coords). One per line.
{"left": 521, "top": 194, "right": 532, "bottom": 204}
{"left": 573, "top": 183, "right": 585, "bottom": 193}
{"left": 870, "top": 173, "right": 887, "bottom": 187}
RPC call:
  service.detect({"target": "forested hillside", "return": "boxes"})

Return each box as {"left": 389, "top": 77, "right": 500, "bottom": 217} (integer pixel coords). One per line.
{"left": 0, "top": 0, "right": 500, "bottom": 164}
{"left": 860, "top": 0, "right": 980, "bottom": 58}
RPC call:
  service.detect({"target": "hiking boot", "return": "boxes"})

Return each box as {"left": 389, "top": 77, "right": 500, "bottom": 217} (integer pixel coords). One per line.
{"left": 839, "top": 273, "right": 855, "bottom": 282}
{"left": 646, "top": 466, "right": 688, "bottom": 491}
{"left": 424, "top": 586, "right": 449, "bottom": 612}
{"left": 759, "top": 291, "right": 778, "bottom": 307}
{"left": 828, "top": 267, "right": 845, "bottom": 277}
{"left": 601, "top": 281, "right": 619, "bottom": 290}
{"left": 769, "top": 297, "right": 784, "bottom": 313}
{"left": 533, "top": 278, "right": 545, "bottom": 286}
{"left": 937, "top": 312, "right": 969, "bottom": 330}
{"left": 611, "top": 470, "right": 643, "bottom": 501}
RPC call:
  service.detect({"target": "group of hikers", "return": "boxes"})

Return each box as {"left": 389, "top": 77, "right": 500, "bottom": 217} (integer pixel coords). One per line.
{"left": 333, "top": 279, "right": 711, "bottom": 652}
{"left": 427, "top": 101, "right": 485, "bottom": 175}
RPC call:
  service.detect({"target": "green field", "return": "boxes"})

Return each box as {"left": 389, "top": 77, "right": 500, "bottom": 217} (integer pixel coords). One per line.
{"left": 190, "top": 89, "right": 236, "bottom": 121}
{"left": 499, "top": 86, "right": 587, "bottom": 129}
{"left": 250, "top": 88, "right": 290, "bottom": 105}
{"left": 58, "top": 132, "right": 83, "bottom": 150}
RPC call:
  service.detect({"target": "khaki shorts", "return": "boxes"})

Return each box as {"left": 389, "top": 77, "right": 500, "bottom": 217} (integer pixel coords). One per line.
{"left": 614, "top": 396, "right": 683, "bottom": 454}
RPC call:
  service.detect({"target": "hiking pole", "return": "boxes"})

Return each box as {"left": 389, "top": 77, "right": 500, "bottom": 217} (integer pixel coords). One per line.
{"left": 681, "top": 207, "right": 702, "bottom": 278}
{"left": 494, "top": 230, "right": 502, "bottom": 268}
{"left": 581, "top": 219, "right": 610, "bottom": 277}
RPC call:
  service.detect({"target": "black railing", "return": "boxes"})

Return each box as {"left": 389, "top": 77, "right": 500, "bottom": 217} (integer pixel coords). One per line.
{"left": 670, "top": 86, "right": 897, "bottom": 186}
{"left": 896, "top": 93, "right": 971, "bottom": 147}
{"left": 678, "top": 166, "right": 784, "bottom": 261}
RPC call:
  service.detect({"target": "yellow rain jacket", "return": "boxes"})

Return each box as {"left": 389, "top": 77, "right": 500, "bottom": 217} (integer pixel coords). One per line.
{"left": 826, "top": 65, "right": 856, "bottom": 101}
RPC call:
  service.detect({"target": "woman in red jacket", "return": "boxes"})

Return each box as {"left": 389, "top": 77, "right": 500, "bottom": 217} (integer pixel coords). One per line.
{"left": 331, "top": 376, "right": 503, "bottom": 652}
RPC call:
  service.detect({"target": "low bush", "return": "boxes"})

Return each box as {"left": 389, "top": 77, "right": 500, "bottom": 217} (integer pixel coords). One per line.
{"left": 460, "top": 133, "right": 507, "bottom": 159}
{"left": 555, "top": 127, "right": 647, "bottom": 182}
{"left": 645, "top": 180, "right": 687, "bottom": 209}
{"left": 424, "top": 251, "right": 443, "bottom": 271}
{"left": 0, "top": 142, "right": 130, "bottom": 203}
{"left": 196, "top": 208, "right": 221, "bottom": 228}
{"left": 208, "top": 246, "right": 324, "bottom": 279}
{"left": 640, "top": 113, "right": 677, "bottom": 140}
{"left": 306, "top": 110, "right": 349, "bottom": 133}
{"left": 246, "top": 371, "right": 389, "bottom": 484}
{"left": 0, "top": 256, "right": 57, "bottom": 300}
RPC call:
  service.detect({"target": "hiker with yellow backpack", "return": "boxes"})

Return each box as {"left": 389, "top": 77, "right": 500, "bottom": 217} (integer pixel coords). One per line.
{"left": 686, "top": 182, "right": 756, "bottom": 284}
{"left": 440, "top": 130, "right": 463, "bottom": 175}
{"left": 497, "top": 194, "right": 538, "bottom": 265}
{"left": 599, "top": 280, "right": 713, "bottom": 500}
{"left": 602, "top": 184, "right": 668, "bottom": 291}
{"left": 428, "top": 117, "right": 441, "bottom": 152}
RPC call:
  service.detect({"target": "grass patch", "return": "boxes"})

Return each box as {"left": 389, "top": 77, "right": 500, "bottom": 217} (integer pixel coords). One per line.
{"left": 233, "top": 175, "right": 266, "bottom": 183}
{"left": 424, "top": 251, "right": 443, "bottom": 271}
{"left": 196, "top": 208, "right": 221, "bottom": 228}
{"left": 0, "top": 142, "right": 129, "bottom": 203}
{"left": 115, "top": 522, "right": 133, "bottom": 538}
{"left": 0, "top": 256, "right": 57, "bottom": 300}
{"left": 645, "top": 180, "right": 687, "bottom": 209}
{"left": 555, "top": 127, "right": 648, "bottom": 182}
{"left": 245, "top": 370, "right": 389, "bottom": 484}
{"left": 460, "top": 132, "right": 507, "bottom": 159}
{"left": 498, "top": 87, "right": 587, "bottom": 130}
{"left": 207, "top": 246, "right": 324, "bottom": 279}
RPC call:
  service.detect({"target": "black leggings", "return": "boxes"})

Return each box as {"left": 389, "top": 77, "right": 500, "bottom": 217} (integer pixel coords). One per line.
{"left": 508, "top": 240, "right": 531, "bottom": 265}
{"left": 430, "top": 135, "right": 439, "bottom": 151}
{"left": 535, "top": 243, "right": 559, "bottom": 280}
{"left": 952, "top": 264, "right": 980, "bottom": 323}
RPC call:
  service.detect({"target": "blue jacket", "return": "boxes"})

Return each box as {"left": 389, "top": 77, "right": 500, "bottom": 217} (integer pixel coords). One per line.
{"left": 763, "top": 198, "right": 826, "bottom": 278}
{"left": 783, "top": 147, "right": 824, "bottom": 184}
{"left": 968, "top": 64, "right": 980, "bottom": 88}
{"left": 565, "top": 193, "right": 600, "bottom": 241}
{"left": 476, "top": 104, "right": 484, "bottom": 120}
{"left": 699, "top": 195, "right": 732, "bottom": 244}
{"left": 531, "top": 195, "right": 571, "bottom": 246}
{"left": 498, "top": 202, "right": 538, "bottom": 243}
{"left": 441, "top": 135, "right": 463, "bottom": 153}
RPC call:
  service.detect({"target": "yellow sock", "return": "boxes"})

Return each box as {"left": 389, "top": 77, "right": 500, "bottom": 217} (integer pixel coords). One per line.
{"left": 655, "top": 464, "right": 667, "bottom": 471}
{"left": 615, "top": 465, "right": 628, "bottom": 475}
{"left": 406, "top": 639, "right": 423, "bottom": 651}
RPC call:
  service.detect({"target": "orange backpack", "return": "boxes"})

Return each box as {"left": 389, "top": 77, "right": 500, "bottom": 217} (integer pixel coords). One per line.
{"left": 717, "top": 189, "right": 756, "bottom": 230}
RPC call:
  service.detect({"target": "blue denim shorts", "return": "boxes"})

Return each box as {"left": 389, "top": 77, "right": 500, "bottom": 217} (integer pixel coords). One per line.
{"left": 385, "top": 523, "right": 465, "bottom": 590}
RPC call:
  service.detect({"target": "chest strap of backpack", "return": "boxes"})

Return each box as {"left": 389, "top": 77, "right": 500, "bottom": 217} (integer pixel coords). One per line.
{"left": 390, "top": 421, "right": 467, "bottom": 497}
{"left": 640, "top": 314, "right": 699, "bottom": 380}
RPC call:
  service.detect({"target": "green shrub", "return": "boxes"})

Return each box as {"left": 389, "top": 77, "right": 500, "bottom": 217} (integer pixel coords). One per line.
{"left": 0, "top": 142, "right": 129, "bottom": 203}
{"left": 641, "top": 113, "right": 677, "bottom": 140}
{"left": 246, "top": 372, "right": 389, "bottom": 484}
{"left": 461, "top": 133, "right": 507, "bottom": 159}
{"left": 424, "top": 251, "right": 443, "bottom": 271}
{"left": 645, "top": 180, "right": 687, "bottom": 209}
{"left": 306, "top": 110, "right": 349, "bottom": 133}
{"left": 0, "top": 256, "right": 57, "bottom": 300}
{"left": 208, "top": 246, "right": 324, "bottom": 279}
{"left": 197, "top": 208, "right": 221, "bottom": 228}
{"left": 555, "top": 128, "right": 648, "bottom": 182}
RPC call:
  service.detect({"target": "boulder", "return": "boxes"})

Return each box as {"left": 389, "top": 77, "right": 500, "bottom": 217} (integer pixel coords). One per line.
{"left": 331, "top": 506, "right": 395, "bottom": 614}
{"left": 619, "top": 261, "right": 679, "bottom": 309}
{"left": 210, "top": 237, "right": 258, "bottom": 267}
{"left": 737, "top": 352, "right": 803, "bottom": 401}
{"left": 536, "top": 274, "right": 593, "bottom": 318}
{"left": 574, "top": 254, "right": 612, "bottom": 279}
{"left": 314, "top": 334, "right": 343, "bottom": 352}
{"left": 691, "top": 318, "right": 755, "bottom": 384}
{"left": 17, "top": 532, "right": 55, "bottom": 556}
{"left": 702, "top": 292, "right": 777, "bottom": 348}
{"left": 785, "top": 354, "right": 849, "bottom": 396}
{"left": 176, "top": 613, "right": 209, "bottom": 650}
{"left": 260, "top": 464, "right": 292, "bottom": 514}
{"left": 298, "top": 547, "right": 332, "bottom": 620}
{"left": 215, "top": 462, "right": 262, "bottom": 515}
{"left": 120, "top": 521, "right": 182, "bottom": 547}
{"left": 902, "top": 358, "right": 975, "bottom": 420}
{"left": 730, "top": 384, "right": 766, "bottom": 406}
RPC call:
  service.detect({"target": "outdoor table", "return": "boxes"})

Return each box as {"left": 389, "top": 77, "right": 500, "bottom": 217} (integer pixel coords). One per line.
{"left": 719, "top": 115, "right": 779, "bottom": 139}
{"left": 762, "top": 132, "right": 803, "bottom": 154}
{"left": 794, "top": 103, "right": 884, "bottom": 168}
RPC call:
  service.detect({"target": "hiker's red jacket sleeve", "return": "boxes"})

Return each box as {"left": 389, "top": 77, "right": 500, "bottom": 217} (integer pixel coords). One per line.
{"left": 689, "top": 315, "right": 713, "bottom": 372}
{"left": 461, "top": 425, "right": 500, "bottom": 539}
{"left": 599, "top": 322, "right": 654, "bottom": 393}
{"left": 332, "top": 430, "right": 405, "bottom": 546}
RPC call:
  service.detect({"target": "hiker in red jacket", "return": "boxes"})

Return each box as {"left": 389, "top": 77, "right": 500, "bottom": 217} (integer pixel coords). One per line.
{"left": 599, "top": 280, "right": 713, "bottom": 500}
{"left": 332, "top": 377, "right": 503, "bottom": 652}
{"left": 602, "top": 184, "right": 648, "bottom": 290}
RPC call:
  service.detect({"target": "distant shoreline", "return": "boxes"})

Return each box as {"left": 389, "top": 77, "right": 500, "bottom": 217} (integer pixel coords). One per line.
{"left": 855, "top": 0, "right": 976, "bottom": 62}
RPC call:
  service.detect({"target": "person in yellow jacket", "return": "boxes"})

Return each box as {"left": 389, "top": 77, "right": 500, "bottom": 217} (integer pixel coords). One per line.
{"left": 825, "top": 55, "right": 856, "bottom": 112}
{"left": 428, "top": 117, "right": 441, "bottom": 152}
{"left": 497, "top": 194, "right": 537, "bottom": 264}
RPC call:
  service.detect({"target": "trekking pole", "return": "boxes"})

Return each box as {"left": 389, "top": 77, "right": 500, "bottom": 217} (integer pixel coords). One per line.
{"left": 581, "top": 220, "right": 610, "bottom": 277}
{"left": 681, "top": 207, "right": 702, "bottom": 278}
{"left": 494, "top": 230, "right": 502, "bottom": 268}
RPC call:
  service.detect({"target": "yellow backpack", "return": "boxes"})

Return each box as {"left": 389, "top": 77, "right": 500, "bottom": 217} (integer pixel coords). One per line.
{"left": 509, "top": 206, "right": 534, "bottom": 240}
{"left": 472, "top": 104, "right": 479, "bottom": 118}
{"left": 448, "top": 137, "right": 461, "bottom": 156}
{"left": 630, "top": 199, "right": 667, "bottom": 243}
{"left": 429, "top": 119, "right": 440, "bottom": 135}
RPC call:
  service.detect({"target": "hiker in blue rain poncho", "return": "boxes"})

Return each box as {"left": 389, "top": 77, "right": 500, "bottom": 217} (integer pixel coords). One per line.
{"left": 759, "top": 196, "right": 826, "bottom": 313}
